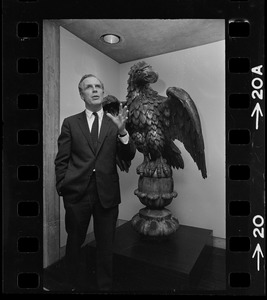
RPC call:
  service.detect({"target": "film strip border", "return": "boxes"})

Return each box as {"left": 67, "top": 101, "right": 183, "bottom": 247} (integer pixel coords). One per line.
{"left": 226, "top": 1, "right": 265, "bottom": 294}
{"left": 2, "top": 0, "right": 265, "bottom": 295}
{"left": 3, "top": 0, "right": 43, "bottom": 293}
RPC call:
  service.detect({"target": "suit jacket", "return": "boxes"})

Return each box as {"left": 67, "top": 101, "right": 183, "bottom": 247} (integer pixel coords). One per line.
{"left": 55, "top": 110, "right": 136, "bottom": 208}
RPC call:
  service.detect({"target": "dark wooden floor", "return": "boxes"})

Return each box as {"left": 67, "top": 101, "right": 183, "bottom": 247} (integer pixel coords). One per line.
{"left": 43, "top": 244, "right": 226, "bottom": 294}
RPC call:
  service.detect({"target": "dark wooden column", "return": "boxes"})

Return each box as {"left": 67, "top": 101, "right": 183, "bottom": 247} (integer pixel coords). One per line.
{"left": 43, "top": 20, "right": 60, "bottom": 268}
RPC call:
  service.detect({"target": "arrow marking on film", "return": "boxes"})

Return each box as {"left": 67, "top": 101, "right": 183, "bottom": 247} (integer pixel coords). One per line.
{"left": 251, "top": 103, "right": 263, "bottom": 130}
{"left": 252, "top": 243, "right": 264, "bottom": 271}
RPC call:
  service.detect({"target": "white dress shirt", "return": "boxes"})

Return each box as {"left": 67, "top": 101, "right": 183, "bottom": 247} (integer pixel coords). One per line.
{"left": 85, "top": 108, "right": 129, "bottom": 144}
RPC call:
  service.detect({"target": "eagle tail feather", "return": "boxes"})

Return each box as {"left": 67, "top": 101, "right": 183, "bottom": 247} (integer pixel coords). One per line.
{"left": 164, "top": 141, "right": 184, "bottom": 170}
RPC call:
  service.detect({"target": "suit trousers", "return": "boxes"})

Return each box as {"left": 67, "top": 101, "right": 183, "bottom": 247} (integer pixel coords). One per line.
{"left": 64, "top": 172, "right": 119, "bottom": 291}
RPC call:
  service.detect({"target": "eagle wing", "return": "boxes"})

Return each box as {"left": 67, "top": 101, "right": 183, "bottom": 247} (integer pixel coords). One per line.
{"left": 160, "top": 87, "right": 207, "bottom": 178}
{"left": 103, "top": 95, "right": 131, "bottom": 173}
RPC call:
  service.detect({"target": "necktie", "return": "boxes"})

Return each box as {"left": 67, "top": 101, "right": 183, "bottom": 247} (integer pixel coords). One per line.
{"left": 91, "top": 112, "right": 99, "bottom": 152}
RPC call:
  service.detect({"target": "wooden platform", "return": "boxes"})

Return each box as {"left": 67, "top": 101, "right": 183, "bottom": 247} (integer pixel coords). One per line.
{"left": 88, "top": 221, "right": 213, "bottom": 291}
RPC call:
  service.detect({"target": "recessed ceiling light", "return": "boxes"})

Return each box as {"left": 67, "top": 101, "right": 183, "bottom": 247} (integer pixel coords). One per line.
{"left": 100, "top": 34, "right": 121, "bottom": 44}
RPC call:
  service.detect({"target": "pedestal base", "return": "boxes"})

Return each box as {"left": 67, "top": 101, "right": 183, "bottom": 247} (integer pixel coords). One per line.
{"left": 131, "top": 208, "right": 179, "bottom": 237}
{"left": 88, "top": 221, "right": 213, "bottom": 291}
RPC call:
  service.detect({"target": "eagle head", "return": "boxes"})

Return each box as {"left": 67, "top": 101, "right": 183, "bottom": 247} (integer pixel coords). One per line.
{"left": 128, "top": 61, "right": 158, "bottom": 88}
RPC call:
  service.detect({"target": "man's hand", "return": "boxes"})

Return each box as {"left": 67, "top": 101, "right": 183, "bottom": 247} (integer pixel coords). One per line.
{"left": 106, "top": 103, "right": 128, "bottom": 135}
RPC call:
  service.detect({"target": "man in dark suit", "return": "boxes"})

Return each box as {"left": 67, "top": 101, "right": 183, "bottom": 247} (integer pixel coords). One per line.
{"left": 55, "top": 74, "right": 136, "bottom": 292}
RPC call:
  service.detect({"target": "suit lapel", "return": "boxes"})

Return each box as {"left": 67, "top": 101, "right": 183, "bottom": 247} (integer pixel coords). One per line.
{"left": 78, "top": 111, "right": 95, "bottom": 154}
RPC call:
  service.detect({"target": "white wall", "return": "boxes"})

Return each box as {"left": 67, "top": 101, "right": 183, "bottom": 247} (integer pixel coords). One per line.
{"left": 59, "top": 27, "right": 225, "bottom": 244}
{"left": 118, "top": 40, "right": 225, "bottom": 238}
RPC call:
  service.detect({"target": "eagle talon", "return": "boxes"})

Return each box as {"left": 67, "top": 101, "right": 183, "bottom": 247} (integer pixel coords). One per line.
{"left": 151, "top": 157, "right": 172, "bottom": 178}
{"left": 137, "top": 157, "right": 172, "bottom": 178}
{"left": 137, "top": 156, "right": 150, "bottom": 176}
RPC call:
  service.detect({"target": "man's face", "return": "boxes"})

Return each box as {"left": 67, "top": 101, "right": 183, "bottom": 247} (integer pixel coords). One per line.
{"left": 80, "top": 76, "right": 104, "bottom": 110}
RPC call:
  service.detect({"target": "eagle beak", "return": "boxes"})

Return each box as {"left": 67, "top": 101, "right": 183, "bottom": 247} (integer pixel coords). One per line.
{"left": 143, "top": 67, "right": 158, "bottom": 83}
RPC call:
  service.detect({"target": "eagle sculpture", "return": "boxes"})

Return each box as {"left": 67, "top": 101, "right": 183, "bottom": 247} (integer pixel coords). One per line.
{"left": 103, "top": 61, "right": 207, "bottom": 237}
{"left": 103, "top": 61, "right": 207, "bottom": 179}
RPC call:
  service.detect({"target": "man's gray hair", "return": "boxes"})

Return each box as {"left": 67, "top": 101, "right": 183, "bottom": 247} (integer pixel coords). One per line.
{"left": 78, "top": 74, "right": 104, "bottom": 95}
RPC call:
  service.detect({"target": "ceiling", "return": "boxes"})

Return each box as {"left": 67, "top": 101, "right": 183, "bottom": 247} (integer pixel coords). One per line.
{"left": 56, "top": 19, "right": 225, "bottom": 64}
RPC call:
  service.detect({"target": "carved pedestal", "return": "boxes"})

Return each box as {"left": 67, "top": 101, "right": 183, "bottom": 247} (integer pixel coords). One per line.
{"left": 131, "top": 176, "right": 179, "bottom": 237}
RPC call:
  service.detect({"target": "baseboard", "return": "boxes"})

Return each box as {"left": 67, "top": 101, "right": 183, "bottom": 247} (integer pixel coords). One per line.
{"left": 212, "top": 236, "right": 226, "bottom": 249}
